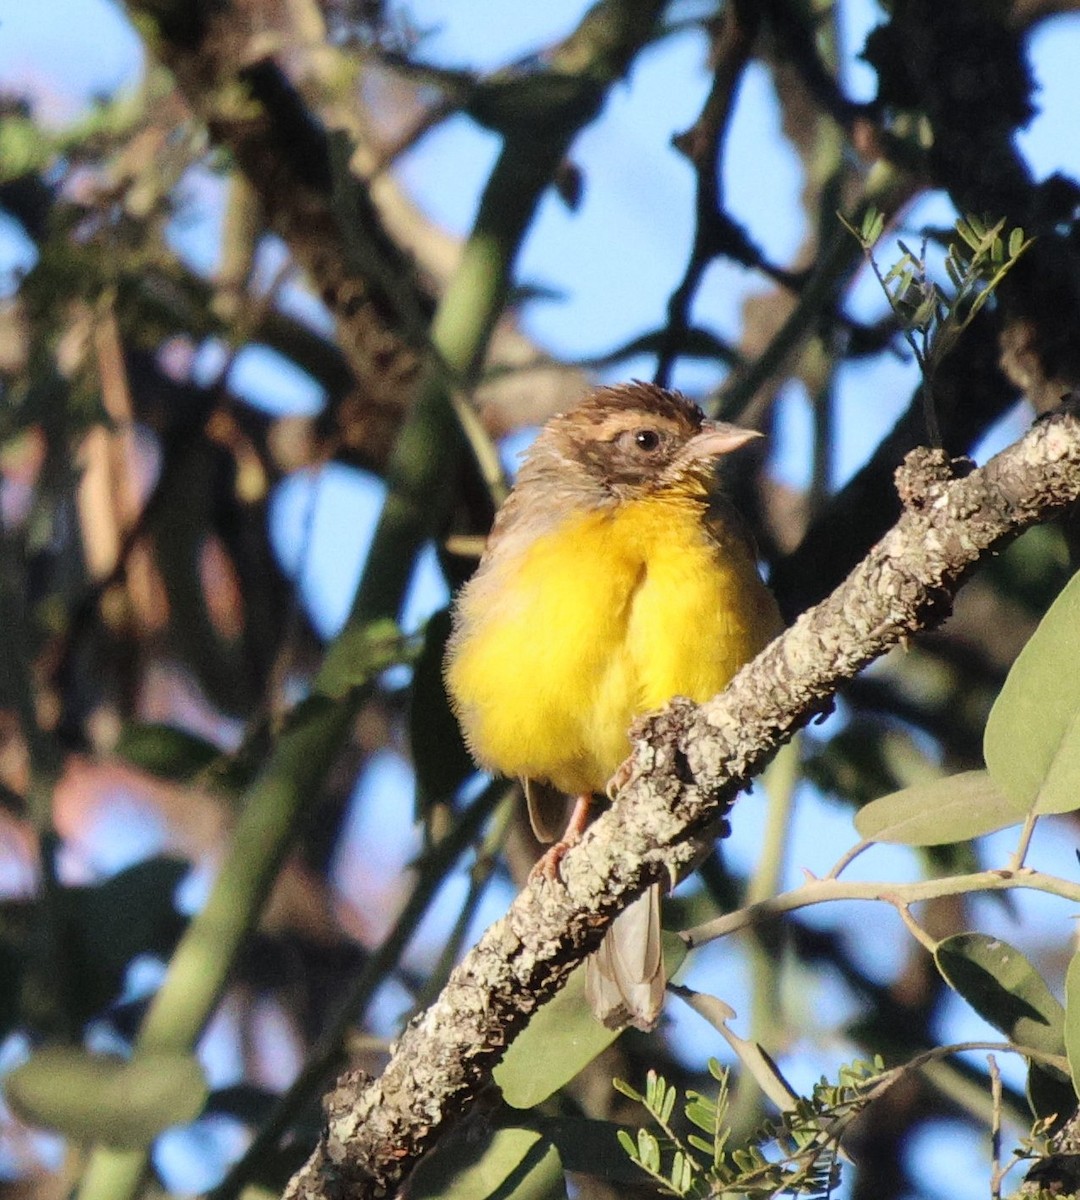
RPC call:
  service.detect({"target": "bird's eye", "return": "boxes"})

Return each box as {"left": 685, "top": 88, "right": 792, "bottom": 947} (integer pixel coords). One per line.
{"left": 634, "top": 428, "right": 661, "bottom": 451}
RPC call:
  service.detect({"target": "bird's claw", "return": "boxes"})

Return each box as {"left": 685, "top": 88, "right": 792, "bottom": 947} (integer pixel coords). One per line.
{"left": 529, "top": 836, "right": 579, "bottom": 883}
{"left": 607, "top": 757, "right": 636, "bottom": 800}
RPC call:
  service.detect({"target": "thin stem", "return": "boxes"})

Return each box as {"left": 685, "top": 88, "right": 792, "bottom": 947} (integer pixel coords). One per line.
{"left": 891, "top": 899, "right": 937, "bottom": 954}
{"left": 1008, "top": 812, "right": 1038, "bottom": 872}
{"left": 824, "top": 839, "right": 872, "bottom": 880}
{"left": 989, "top": 1055, "right": 1003, "bottom": 1200}
{"left": 672, "top": 985, "right": 800, "bottom": 1113}
{"left": 682, "top": 867, "right": 1080, "bottom": 948}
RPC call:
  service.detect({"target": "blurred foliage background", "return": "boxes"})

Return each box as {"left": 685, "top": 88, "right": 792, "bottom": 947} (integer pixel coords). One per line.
{"left": 2, "top": 0, "right": 1080, "bottom": 1198}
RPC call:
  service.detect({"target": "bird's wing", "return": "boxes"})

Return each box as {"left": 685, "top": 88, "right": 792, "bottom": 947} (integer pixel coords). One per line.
{"left": 523, "top": 777, "right": 572, "bottom": 844}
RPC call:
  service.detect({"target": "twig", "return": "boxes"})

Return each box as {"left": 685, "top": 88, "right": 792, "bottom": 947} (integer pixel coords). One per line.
{"left": 824, "top": 839, "right": 872, "bottom": 880}
{"left": 990, "top": 1055, "right": 1003, "bottom": 1200}
{"left": 682, "top": 866, "right": 1080, "bottom": 949}
{"left": 1008, "top": 812, "right": 1038, "bottom": 873}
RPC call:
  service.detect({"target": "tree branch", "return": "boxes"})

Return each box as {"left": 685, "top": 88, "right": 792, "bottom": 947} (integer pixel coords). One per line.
{"left": 682, "top": 866, "right": 1080, "bottom": 947}
{"left": 284, "top": 405, "right": 1080, "bottom": 1200}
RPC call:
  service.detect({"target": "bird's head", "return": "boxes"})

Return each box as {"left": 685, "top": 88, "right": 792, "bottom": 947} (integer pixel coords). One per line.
{"left": 518, "top": 382, "right": 762, "bottom": 507}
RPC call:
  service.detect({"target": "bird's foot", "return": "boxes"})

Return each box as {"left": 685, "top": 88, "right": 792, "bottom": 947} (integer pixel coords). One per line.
{"left": 528, "top": 835, "right": 581, "bottom": 883}
{"left": 528, "top": 793, "right": 593, "bottom": 882}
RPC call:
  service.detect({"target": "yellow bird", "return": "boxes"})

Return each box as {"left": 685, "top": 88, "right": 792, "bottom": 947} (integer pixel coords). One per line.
{"left": 445, "top": 382, "right": 781, "bottom": 1029}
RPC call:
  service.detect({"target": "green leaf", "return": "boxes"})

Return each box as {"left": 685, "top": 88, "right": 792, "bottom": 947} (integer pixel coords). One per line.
{"left": 660, "top": 1082, "right": 676, "bottom": 1125}
{"left": 935, "top": 933, "right": 1065, "bottom": 1058}
{"left": 1063, "top": 951, "right": 1080, "bottom": 1100}
{"left": 1026, "top": 1061, "right": 1077, "bottom": 1124}
{"left": 410, "top": 609, "right": 477, "bottom": 814}
{"left": 956, "top": 216, "right": 984, "bottom": 250}
{"left": 114, "top": 723, "right": 220, "bottom": 782}
{"left": 405, "top": 1127, "right": 564, "bottom": 1200}
{"left": 1008, "top": 226, "right": 1027, "bottom": 259}
{"left": 984, "top": 569, "right": 1080, "bottom": 815}
{"left": 5, "top": 1047, "right": 208, "bottom": 1148}
{"left": 495, "top": 960, "right": 619, "bottom": 1108}
{"left": 496, "top": 933, "right": 687, "bottom": 1108}
{"left": 685, "top": 1099, "right": 714, "bottom": 1133}
{"left": 854, "top": 770, "right": 1027, "bottom": 845}
{"left": 639, "top": 1129, "right": 660, "bottom": 1173}
{"left": 882, "top": 257, "right": 909, "bottom": 285}
{"left": 860, "top": 208, "right": 884, "bottom": 245}
{"left": 0, "top": 117, "right": 52, "bottom": 181}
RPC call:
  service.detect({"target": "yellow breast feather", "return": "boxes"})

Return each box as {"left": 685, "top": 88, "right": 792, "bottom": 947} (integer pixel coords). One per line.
{"left": 446, "top": 493, "right": 778, "bottom": 797}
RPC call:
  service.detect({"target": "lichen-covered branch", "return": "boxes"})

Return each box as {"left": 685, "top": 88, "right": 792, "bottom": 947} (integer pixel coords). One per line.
{"left": 283, "top": 407, "right": 1080, "bottom": 1200}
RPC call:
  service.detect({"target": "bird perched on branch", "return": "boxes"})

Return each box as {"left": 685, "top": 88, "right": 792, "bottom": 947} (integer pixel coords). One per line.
{"left": 445, "top": 381, "right": 781, "bottom": 1030}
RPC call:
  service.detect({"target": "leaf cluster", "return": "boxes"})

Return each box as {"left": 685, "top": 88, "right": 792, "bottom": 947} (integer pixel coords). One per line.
{"left": 614, "top": 1057, "right": 884, "bottom": 1199}
{"left": 844, "top": 209, "right": 1032, "bottom": 386}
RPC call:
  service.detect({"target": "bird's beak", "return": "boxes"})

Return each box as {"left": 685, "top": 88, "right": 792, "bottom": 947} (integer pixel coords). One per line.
{"left": 679, "top": 421, "right": 763, "bottom": 468}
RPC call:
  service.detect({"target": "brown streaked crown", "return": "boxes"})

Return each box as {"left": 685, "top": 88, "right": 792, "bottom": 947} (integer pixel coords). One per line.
{"left": 519, "top": 382, "right": 710, "bottom": 501}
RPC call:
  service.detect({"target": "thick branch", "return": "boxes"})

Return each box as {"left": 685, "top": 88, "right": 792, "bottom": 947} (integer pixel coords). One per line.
{"left": 284, "top": 408, "right": 1080, "bottom": 1200}
{"left": 124, "top": 0, "right": 432, "bottom": 462}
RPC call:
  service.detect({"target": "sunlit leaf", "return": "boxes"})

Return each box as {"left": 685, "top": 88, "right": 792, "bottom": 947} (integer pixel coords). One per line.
{"left": 854, "top": 770, "right": 1027, "bottom": 845}
{"left": 496, "top": 933, "right": 686, "bottom": 1108}
{"left": 984, "top": 569, "right": 1080, "bottom": 815}
{"left": 5, "top": 1047, "right": 208, "bottom": 1148}
{"left": 956, "top": 216, "right": 984, "bottom": 249}
{"left": 861, "top": 209, "right": 884, "bottom": 245}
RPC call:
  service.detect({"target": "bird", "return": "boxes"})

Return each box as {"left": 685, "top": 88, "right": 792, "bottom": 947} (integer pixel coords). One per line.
{"left": 444, "top": 381, "right": 782, "bottom": 1030}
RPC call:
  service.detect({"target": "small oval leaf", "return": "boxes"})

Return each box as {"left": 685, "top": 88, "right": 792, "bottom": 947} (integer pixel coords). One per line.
{"left": 854, "top": 770, "right": 1026, "bottom": 845}
{"left": 5, "top": 1047, "right": 209, "bottom": 1148}
{"left": 985, "top": 570, "right": 1080, "bottom": 816}
{"left": 935, "top": 933, "right": 1065, "bottom": 1057}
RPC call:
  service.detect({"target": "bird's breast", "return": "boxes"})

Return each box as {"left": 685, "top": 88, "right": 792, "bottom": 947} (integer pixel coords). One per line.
{"left": 446, "top": 495, "right": 778, "bottom": 796}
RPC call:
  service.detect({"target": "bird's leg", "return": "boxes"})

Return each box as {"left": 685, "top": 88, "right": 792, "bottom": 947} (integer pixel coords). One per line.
{"left": 529, "top": 793, "right": 593, "bottom": 882}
